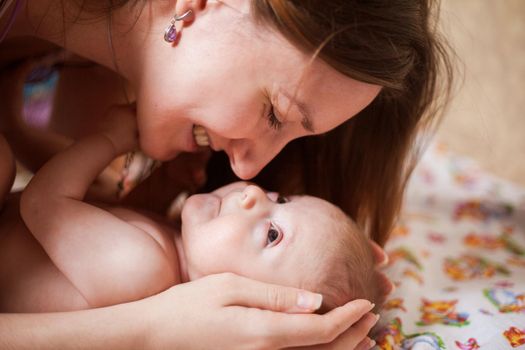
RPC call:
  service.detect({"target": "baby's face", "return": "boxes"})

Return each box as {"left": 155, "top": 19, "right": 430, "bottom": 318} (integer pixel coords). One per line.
{"left": 181, "top": 182, "right": 342, "bottom": 289}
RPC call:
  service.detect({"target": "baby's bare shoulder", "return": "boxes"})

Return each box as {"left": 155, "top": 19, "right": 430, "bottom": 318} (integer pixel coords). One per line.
{"left": 104, "top": 205, "right": 181, "bottom": 281}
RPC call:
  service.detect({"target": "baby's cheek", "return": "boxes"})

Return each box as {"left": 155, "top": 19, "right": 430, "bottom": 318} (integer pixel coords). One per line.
{"left": 185, "top": 242, "right": 224, "bottom": 277}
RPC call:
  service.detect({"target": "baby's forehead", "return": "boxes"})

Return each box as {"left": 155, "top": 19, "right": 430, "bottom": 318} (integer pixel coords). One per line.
{"left": 273, "top": 198, "right": 362, "bottom": 292}
{"left": 285, "top": 196, "right": 355, "bottom": 248}
{"left": 289, "top": 195, "right": 349, "bottom": 222}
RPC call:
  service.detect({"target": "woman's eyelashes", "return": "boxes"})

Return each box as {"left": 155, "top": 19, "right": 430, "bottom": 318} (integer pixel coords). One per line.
{"left": 267, "top": 104, "right": 283, "bottom": 131}
{"left": 266, "top": 222, "right": 283, "bottom": 246}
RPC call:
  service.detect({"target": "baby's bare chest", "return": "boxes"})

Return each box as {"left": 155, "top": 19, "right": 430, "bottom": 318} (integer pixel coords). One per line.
{"left": 0, "top": 197, "right": 181, "bottom": 311}
{"left": 0, "top": 194, "right": 89, "bottom": 311}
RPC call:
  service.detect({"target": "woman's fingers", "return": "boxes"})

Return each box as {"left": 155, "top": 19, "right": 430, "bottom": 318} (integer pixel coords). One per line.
{"left": 240, "top": 299, "right": 376, "bottom": 349}
{"left": 218, "top": 273, "right": 324, "bottom": 313}
{"left": 355, "top": 337, "right": 376, "bottom": 350}
{"left": 283, "top": 303, "right": 376, "bottom": 348}
{"left": 326, "top": 313, "right": 379, "bottom": 350}
{"left": 142, "top": 274, "right": 378, "bottom": 350}
{"left": 214, "top": 273, "right": 377, "bottom": 348}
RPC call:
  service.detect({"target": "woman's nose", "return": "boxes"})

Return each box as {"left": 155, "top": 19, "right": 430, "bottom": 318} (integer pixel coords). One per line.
{"left": 240, "top": 185, "right": 267, "bottom": 209}
{"left": 228, "top": 139, "right": 284, "bottom": 180}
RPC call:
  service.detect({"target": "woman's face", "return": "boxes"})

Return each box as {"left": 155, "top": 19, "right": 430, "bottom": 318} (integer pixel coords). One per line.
{"left": 135, "top": 2, "right": 381, "bottom": 180}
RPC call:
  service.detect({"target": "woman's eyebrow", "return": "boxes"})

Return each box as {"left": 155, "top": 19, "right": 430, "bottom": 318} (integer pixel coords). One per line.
{"left": 280, "top": 90, "right": 316, "bottom": 134}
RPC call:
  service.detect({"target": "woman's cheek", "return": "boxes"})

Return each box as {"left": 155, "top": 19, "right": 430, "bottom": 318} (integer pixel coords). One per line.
{"left": 137, "top": 128, "right": 171, "bottom": 160}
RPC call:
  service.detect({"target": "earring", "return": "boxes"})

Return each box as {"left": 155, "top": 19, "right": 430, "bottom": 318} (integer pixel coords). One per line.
{"left": 164, "top": 9, "right": 193, "bottom": 43}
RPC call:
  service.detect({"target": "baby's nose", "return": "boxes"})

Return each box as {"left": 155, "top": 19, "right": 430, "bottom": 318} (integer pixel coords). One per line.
{"left": 240, "top": 185, "right": 267, "bottom": 209}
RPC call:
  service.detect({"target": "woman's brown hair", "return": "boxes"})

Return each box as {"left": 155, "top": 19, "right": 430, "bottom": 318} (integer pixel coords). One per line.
{"left": 75, "top": 0, "right": 454, "bottom": 246}
{"left": 207, "top": 0, "right": 454, "bottom": 246}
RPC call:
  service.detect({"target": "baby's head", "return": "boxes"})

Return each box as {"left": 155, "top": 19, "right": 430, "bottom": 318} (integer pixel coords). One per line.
{"left": 181, "top": 181, "right": 383, "bottom": 311}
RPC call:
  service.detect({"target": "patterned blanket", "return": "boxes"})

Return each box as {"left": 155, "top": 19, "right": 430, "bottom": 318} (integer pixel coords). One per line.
{"left": 376, "top": 143, "right": 525, "bottom": 349}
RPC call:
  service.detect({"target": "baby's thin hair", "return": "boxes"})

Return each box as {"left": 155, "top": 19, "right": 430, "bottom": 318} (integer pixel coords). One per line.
{"left": 310, "top": 211, "right": 386, "bottom": 314}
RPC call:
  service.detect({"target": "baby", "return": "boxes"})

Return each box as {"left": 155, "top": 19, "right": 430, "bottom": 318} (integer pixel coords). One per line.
{"left": 0, "top": 106, "right": 384, "bottom": 313}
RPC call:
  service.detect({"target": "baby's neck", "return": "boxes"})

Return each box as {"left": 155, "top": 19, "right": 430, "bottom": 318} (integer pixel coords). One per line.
{"left": 172, "top": 223, "right": 190, "bottom": 283}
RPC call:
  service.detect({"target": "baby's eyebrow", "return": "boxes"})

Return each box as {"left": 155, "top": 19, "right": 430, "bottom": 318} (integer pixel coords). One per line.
{"left": 265, "top": 191, "right": 288, "bottom": 203}
{"left": 281, "top": 208, "right": 299, "bottom": 249}
{"left": 276, "top": 194, "right": 289, "bottom": 204}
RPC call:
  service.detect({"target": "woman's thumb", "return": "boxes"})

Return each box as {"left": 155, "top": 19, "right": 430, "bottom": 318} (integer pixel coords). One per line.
{"left": 216, "top": 273, "right": 323, "bottom": 313}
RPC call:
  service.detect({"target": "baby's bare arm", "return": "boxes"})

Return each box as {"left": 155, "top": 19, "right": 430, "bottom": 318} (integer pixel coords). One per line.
{"left": 20, "top": 105, "right": 175, "bottom": 307}
{"left": 0, "top": 134, "right": 15, "bottom": 210}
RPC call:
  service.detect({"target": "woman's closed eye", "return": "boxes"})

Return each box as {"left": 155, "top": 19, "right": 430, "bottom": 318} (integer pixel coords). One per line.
{"left": 267, "top": 105, "right": 283, "bottom": 131}
{"left": 267, "top": 222, "right": 283, "bottom": 246}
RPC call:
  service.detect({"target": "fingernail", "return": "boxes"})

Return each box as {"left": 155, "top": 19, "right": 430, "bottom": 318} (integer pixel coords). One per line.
{"left": 379, "top": 252, "right": 389, "bottom": 267}
{"left": 297, "top": 292, "right": 323, "bottom": 310}
{"left": 369, "top": 339, "right": 376, "bottom": 349}
{"left": 369, "top": 302, "right": 376, "bottom": 310}
{"left": 374, "top": 313, "right": 380, "bottom": 322}
{"left": 389, "top": 281, "right": 396, "bottom": 294}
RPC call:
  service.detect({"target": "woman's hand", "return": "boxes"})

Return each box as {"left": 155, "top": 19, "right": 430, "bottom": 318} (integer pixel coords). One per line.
{"left": 288, "top": 313, "right": 379, "bottom": 350}
{"left": 134, "top": 273, "right": 378, "bottom": 350}
{"left": 288, "top": 241, "right": 392, "bottom": 350}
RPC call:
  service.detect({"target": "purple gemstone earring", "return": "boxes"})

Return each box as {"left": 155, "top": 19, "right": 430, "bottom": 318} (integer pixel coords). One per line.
{"left": 164, "top": 9, "right": 193, "bottom": 43}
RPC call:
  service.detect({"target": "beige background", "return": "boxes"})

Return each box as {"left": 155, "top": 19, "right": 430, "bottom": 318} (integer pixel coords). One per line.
{"left": 436, "top": 0, "right": 525, "bottom": 187}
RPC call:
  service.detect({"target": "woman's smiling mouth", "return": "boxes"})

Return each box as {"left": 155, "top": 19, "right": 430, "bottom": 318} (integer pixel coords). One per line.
{"left": 193, "top": 125, "right": 210, "bottom": 147}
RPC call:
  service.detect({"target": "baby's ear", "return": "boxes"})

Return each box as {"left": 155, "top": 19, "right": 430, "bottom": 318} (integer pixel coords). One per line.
{"left": 368, "top": 239, "right": 395, "bottom": 310}
{"left": 369, "top": 239, "right": 389, "bottom": 267}
{"left": 374, "top": 269, "right": 395, "bottom": 307}
{"left": 376, "top": 271, "right": 396, "bottom": 298}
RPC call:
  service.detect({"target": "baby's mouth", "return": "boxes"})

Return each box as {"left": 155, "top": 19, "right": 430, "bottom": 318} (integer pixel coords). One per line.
{"left": 193, "top": 125, "right": 210, "bottom": 147}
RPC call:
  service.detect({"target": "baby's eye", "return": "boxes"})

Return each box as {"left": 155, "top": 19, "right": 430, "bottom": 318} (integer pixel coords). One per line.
{"left": 266, "top": 192, "right": 288, "bottom": 203}
{"left": 267, "top": 223, "right": 282, "bottom": 246}
{"left": 276, "top": 195, "right": 288, "bottom": 204}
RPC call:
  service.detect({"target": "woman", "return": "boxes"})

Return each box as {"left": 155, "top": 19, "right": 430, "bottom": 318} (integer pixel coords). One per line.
{"left": 0, "top": 0, "right": 452, "bottom": 348}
